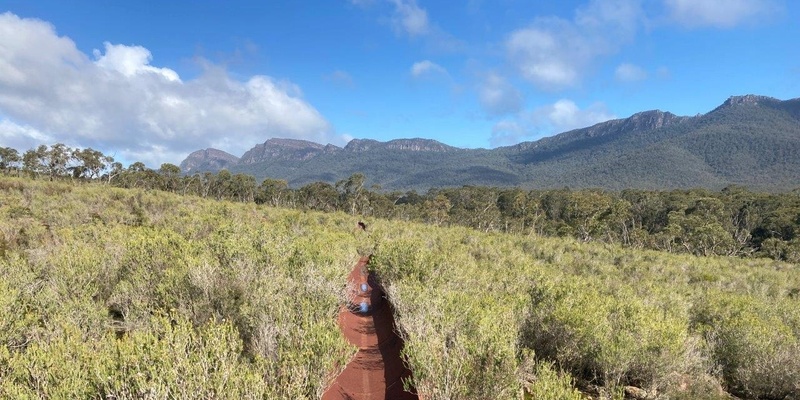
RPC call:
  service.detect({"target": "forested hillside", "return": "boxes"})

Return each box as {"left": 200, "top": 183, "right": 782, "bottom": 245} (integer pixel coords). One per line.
{"left": 181, "top": 94, "right": 800, "bottom": 192}
{"left": 1, "top": 176, "right": 799, "bottom": 399}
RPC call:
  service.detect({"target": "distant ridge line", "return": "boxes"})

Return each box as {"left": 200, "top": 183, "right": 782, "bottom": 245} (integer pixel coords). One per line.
{"left": 179, "top": 94, "right": 800, "bottom": 192}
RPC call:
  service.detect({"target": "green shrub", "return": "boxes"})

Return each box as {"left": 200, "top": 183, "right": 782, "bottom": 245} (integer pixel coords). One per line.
{"left": 521, "top": 277, "right": 698, "bottom": 393}
{"left": 0, "top": 316, "right": 269, "bottom": 399}
{"left": 693, "top": 293, "right": 800, "bottom": 399}
{"left": 519, "top": 351, "right": 584, "bottom": 400}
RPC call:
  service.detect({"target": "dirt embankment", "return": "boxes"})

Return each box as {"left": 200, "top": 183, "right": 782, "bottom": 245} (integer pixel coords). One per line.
{"left": 322, "top": 256, "right": 418, "bottom": 400}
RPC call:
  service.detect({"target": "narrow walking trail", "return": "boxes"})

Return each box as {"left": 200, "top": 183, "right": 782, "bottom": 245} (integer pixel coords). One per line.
{"left": 322, "top": 256, "right": 418, "bottom": 400}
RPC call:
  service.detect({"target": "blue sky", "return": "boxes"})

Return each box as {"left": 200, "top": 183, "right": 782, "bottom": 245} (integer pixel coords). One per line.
{"left": 0, "top": 0, "right": 798, "bottom": 167}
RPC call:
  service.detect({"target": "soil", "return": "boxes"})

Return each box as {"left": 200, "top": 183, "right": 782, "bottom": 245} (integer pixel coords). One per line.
{"left": 322, "top": 256, "right": 418, "bottom": 400}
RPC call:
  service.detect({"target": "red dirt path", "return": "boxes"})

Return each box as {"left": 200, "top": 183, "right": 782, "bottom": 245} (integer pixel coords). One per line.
{"left": 322, "top": 256, "right": 418, "bottom": 400}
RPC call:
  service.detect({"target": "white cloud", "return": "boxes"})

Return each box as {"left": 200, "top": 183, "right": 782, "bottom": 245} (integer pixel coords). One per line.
{"left": 353, "top": 0, "right": 463, "bottom": 53}
{"left": 410, "top": 60, "right": 447, "bottom": 78}
{"left": 664, "top": 0, "right": 779, "bottom": 28}
{"left": 326, "top": 70, "right": 355, "bottom": 87}
{"left": 0, "top": 119, "right": 53, "bottom": 149}
{"left": 533, "top": 99, "right": 615, "bottom": 132}
{"left": 479, "top": 73, "right": 523, "bottom": 117}
{"left": 390, "top": 0, "right": 430, "bottom": 37}
{"left": 506, "top": 0, "right": 643, "bottom": 90}
{"left": 0, "top": 12, "right": 341, "bottom": 167}
{"left": 489, "top": 99, "right": 615, "bottom": 147}
{"left": 93, "top": 42, "right": 180, "bottom": 82}
{"left": 614, "top": 63, "right": 648, "bottom": 82}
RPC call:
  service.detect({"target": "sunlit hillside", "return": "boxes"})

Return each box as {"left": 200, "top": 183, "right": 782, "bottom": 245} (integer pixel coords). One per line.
{"left": 1, "top": 177, "right": 798, "bottom": 399}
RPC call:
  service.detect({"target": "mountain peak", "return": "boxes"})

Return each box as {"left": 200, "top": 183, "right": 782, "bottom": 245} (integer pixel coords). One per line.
{"left": 344, "top": 139, "right": 381, "bottom": 152}
{"left": 630, "top": 109, "right": 667, "bottom": 118}
{"left": 553, "top": 109, "right": 687, "bottom": 141}
{"left": 262, "top": 138, "right": 326, "bottom": 150}
{"left": 624, "top": 109, "right": 686, "bottom": 130}
{"left": 344, "top": 138, "right": 457, "bottom": 152}
{"left": 239, "top": 138, "right": 338, "bottom": 164}
{"left": 706, "top": 95, "right": 782, "bottom": 115}
{"left": 723, "top": 94, "right": 779, "bottom": 107}
{"left": 179, "top": 148, "right": 239, "bottom": 174}
{"left": 384, "top": 138, "right": 456, "bottom": 152}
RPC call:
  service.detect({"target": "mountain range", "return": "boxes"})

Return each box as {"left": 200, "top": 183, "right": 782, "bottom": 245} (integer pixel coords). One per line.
{"left": 179, "top": 94, "right": 800, "bottom": 192}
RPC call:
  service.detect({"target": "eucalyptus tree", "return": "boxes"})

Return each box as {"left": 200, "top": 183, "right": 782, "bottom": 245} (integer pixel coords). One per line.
{"left": 421, "top": 194, "right": 451, "bottom": 226}
{"left": 22, "top": 145, "right": 47, "bottom": 178}
{"left": 0, "top": 147, "right": 20, "bottom": 174}
{"left": 336, "top": 173, "right": 368, "bottom": 215}
{"left": 298, "top": 181, "right": 339, "bottom": 212}
{"left": 211, "top": 170, "right": 233, "bottom": 200}
{"left": 158, "top": 163, "right": 182, "bottom": 193}
{"left": 44, "top": 143, "right": 71, "bottom": 180}
{"left": 104, "top": 162, "right": 124, "bottom": 184}
{"left": 72, "top": 148, "right": 113, "bottom": 179}
{"left": 256, "top": 178, "right": 290, "bottom": 207}
{"left": 230, "top": 173, "right": 257, "bottom": 202}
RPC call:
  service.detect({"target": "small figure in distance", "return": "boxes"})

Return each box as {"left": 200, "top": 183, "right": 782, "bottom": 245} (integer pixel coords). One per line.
{"left": 358, "top": 221, "right": 367, "bottom": 231}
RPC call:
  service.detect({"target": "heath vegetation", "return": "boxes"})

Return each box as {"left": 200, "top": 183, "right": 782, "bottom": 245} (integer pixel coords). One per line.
{"left": 0, "top": 172, "right": 799, "bottom": 399}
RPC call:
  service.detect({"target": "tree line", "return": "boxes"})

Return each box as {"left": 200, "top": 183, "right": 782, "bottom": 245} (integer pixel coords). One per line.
{"left": 2, "top": 144, "right": 798, "bottom": 261}
{"left": 1, "top": 144, "right": 118, "bottom": 181}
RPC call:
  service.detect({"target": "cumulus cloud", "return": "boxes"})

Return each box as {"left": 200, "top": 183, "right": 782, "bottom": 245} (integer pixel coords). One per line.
{"left": 614, "top": 63, "right": 648, "bottom": 82}
{"left": 664, "top": 0, "right": 779, "bottom": 28}
{"left": 478, "top": 73, "right": 523, "bottom": 117}
{"left": 0, "top": 12, "right": 340, "bottom": 167}
{"left": 532, "top": 99, "right": 615, "bottom": 132}
{"left": 93, "top": 42, "right": 180, "bottom": 82}
{"left": 489, "top": 99, "right": 615, "bottom": 147}
{"left": 410, "top": 60, "right": 448, "bottom": 78}
{"left": 506, "top": 0, "right": 643, "bottom": 90}
{"left": 390, "top": 0, "right": 430, "bottom": 37}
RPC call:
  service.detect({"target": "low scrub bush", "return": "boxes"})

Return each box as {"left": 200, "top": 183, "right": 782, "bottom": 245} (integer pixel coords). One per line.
{"left": 518, "top": 351, "right": 584, "bottom": 400}
{"left": 693, "top": 293, "right": 800, "bottom": 399}
{"left": 0, "top": 316, "right": 269, "bottom": 399}
{"left": 521, "top": 276, "right": 699, "bottom": 393}
{"left": 3, "top": 177, "right": 800, "bottom": 399}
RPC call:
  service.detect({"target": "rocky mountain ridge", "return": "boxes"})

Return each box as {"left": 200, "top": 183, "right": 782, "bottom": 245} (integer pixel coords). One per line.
{"left": 239, "top": 138, "right": 335, "bottom": 164}
{"left": 179, "top": 94, "right": 800, "bottom": 191}
{"left": 179, "top": 148, "right": 239, "bottom": 174}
